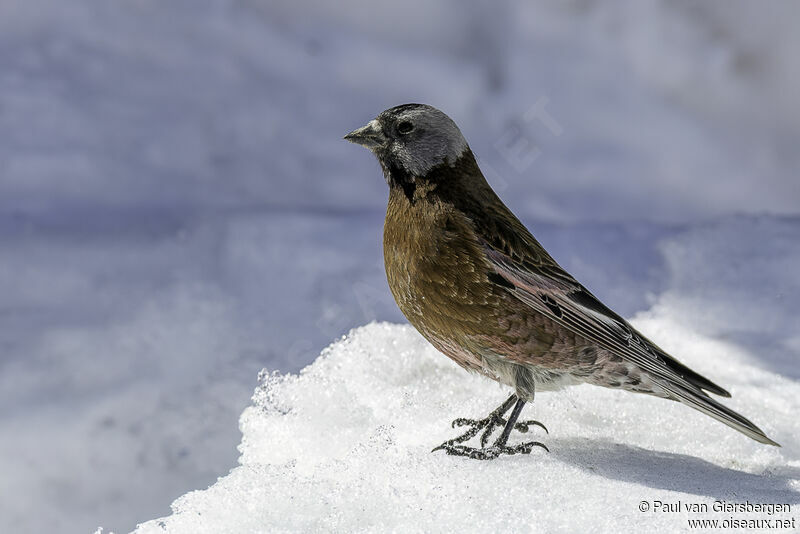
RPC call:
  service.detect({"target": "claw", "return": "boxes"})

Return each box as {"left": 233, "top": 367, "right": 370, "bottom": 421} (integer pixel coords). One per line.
{"left": 514, "top": 420, "right": 548, "bottom": 434}
{"left": 516, "top": 441, "right": 549, "bottom": 454}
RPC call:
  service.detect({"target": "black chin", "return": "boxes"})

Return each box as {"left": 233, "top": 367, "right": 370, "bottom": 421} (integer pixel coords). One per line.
{"left": 384, "top": 160, "right": 417, "bottom": 202}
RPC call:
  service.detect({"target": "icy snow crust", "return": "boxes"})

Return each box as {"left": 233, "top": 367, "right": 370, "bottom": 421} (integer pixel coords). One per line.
{"left": 136, "top": 317, "right": 799, "bottom": 532}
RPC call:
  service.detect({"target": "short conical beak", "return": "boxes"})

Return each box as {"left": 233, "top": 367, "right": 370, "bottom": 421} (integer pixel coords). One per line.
{"left": 344, "top": 119, "right": 387, "bottom": 150}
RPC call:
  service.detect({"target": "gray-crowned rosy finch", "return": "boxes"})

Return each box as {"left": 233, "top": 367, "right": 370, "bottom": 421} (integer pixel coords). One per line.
{"left": 344, "top": 103, "right": 778, "bottom": 459}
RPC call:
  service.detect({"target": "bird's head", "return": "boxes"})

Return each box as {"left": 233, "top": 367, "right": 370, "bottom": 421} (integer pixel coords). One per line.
{"left": 344, "top": 104, "right": 470, "bottom": 183}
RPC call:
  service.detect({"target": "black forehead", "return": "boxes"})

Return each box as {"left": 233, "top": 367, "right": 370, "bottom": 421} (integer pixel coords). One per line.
{"left": 380, "top": 103, "right": 427, "bottom": 120}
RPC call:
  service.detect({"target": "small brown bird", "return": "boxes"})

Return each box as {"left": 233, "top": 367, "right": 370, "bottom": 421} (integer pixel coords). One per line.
{"left": 345, "top": 103, "right": 778, "bottom": 459}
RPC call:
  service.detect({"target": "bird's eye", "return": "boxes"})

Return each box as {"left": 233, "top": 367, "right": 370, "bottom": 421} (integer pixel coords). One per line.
{"left": 397, "top": 121, "right": 414, "bottom": 135}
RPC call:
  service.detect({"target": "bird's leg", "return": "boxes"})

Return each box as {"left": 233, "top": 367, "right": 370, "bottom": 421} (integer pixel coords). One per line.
{"left": 432, "top": 395, "right": 548, "bottom": 460}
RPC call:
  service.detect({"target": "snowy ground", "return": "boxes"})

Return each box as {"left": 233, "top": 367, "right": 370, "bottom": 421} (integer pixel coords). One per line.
{"left": 1, "top": 1, "right": 799, "bottom": 533}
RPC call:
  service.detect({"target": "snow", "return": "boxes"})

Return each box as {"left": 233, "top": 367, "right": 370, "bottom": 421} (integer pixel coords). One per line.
{"left": 1, "top": 1, "right": 799, "bottom": 532}
{"left": 133, "top": 324, "right": 798, "bottom": 533}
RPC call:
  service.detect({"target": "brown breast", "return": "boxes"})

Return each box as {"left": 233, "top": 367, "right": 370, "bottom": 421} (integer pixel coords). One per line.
{"left": 382, "top": 185, "right": 598, "bottom": 377}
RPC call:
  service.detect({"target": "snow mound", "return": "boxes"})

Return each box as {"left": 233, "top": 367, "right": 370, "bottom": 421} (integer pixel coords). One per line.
{"left": 134, "top": 318, "right": 799, "bottom": 533}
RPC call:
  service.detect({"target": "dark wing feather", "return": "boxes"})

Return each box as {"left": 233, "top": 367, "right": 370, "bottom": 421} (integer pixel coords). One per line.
{"left": 480, "top": 240, "right": 731, "bottom": 398}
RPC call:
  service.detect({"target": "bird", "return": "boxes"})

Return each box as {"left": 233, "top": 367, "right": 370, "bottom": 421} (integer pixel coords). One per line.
{"left": 344, "top": 103, "right": 779, "bottom": 459}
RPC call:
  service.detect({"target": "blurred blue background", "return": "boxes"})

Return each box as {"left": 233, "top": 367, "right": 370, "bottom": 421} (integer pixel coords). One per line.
{"left": 1, "top": 1, "right": 798, "bottom": 532}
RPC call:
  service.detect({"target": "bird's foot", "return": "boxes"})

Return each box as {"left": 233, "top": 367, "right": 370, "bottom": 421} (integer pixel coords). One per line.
{"left": 433, "top": 440, "right": 549, "bottom": 460}
{"left": 448, "top": 415, "right": 548, "bottom": 448}
{"left": 432, "top": 415, "right": 549, "bottom": 459}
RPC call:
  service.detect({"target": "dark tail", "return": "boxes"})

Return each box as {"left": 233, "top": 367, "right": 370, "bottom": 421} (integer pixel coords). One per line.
{"left": 665, "top": 383, "right": 779, "bottom": 446}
